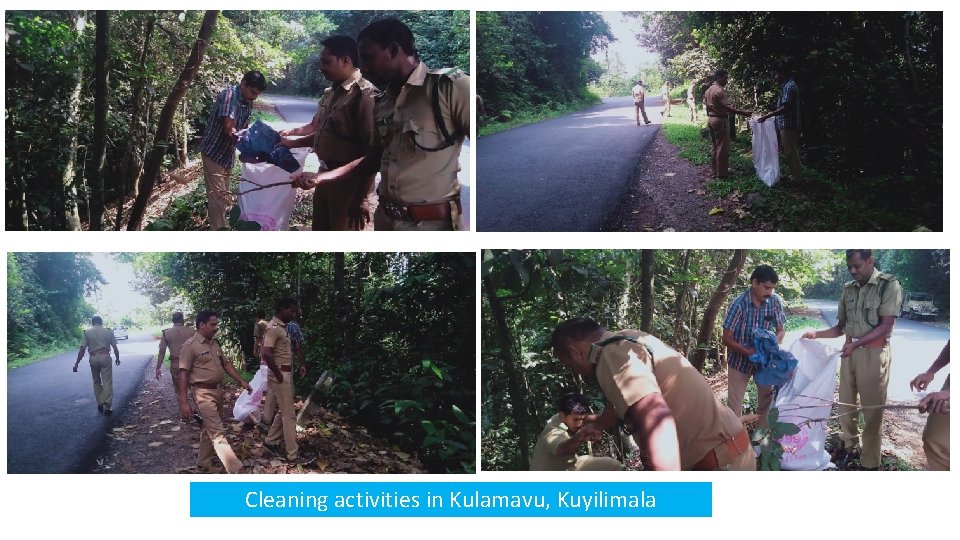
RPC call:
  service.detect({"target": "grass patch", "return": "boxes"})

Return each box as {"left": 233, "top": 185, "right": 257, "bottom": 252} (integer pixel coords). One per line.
{"left": 251, "top": 109, "right": 282, "bottom": 124}
{"left": 785, "top": 315, "right": 827, "bottom": 332}
{"left": 660, "top": 113, "right": 938, "bottom": 231}
{"left": 8, "top": 340, "right": 75, "bottom": 369}
{"left": 479, "top": 94, "right": 602, "bottom": 137}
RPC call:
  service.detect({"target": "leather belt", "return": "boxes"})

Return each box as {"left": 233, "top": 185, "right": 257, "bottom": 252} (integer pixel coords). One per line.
{"left": 707, "top": 114, "right": 727, "bottom": 118}
{"left": 90, "top": 348, "right": 110, "bottom": 355}
{"left": 279, "top": 364, "right": 293, "bottom": 372}
{"left": 380, "top": 197, "right": 460, "bottom": 222}
{"left": 692, "top": 428, "right": 751, "bottom": 470}
{"left": 845, "top": 336, "right": 889, "bottom": 349}
{"left": 193, "top": 382, "right": 222, "bottom": 390}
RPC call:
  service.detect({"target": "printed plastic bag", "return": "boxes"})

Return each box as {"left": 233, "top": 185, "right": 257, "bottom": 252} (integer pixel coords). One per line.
{"left": 774, "top": 338, "right": 841, "bottom": 470}
{"left": 233, "top": 365, "right": 269, "bottom": 422}
{"left": 749, "top": 117, "right": 780, "bottom": 187}
{"left": 238, "top": 148, "right": 308, "bottom": 230}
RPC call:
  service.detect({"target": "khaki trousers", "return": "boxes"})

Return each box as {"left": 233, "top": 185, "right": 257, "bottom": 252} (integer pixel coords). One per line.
{"left": 373, "top": 203, "right": 460, "bottom": 231}
{"left": 572, "top": 455, "right": 623, "bottom": 471}
{"left": 922, "top": 410, "right": 950, "bottom": 471}
{"left": 312, "top": 175, "right": 375, "bottom": 231}
{"left": 194, "top": 387, "right": 243, "bottom": 473}
{"left": 634, "top": 101, "right": 650, "bottom": 124}
{"left": 661, "top": 95, "right": 671, "bottom": 117}
{"left": 708, "top": 116, "right": 730, "bottom": 177}
{"left": 89, "top": 354, "right": 114, "bottom": 409}
{"left": 778, "top": 128, "right": 802, "bottom": 180}
{"left": 726, "top": 366, "right": 775, "bottom": 428}
{"left": 688, "top": 99, "right": 698, "bottom": 122}
{"left": 838, "top": 346, "right": 891, "bottom": 469}
{"left": 266, "top": 371, "right": 299, "bottom": 460}
{"left": 262, "top": 386, "right": 277, "bottom": 426}
{"left": 202, "top": 154, "right": 231, "bottom": 230}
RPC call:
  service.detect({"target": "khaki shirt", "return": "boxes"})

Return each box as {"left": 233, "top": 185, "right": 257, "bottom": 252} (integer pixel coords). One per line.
{"left": 254, "top": 319, "right": 268, "bottom": 340}
{"left": 262, "top": 317, "right": 292, "bottom": 366}
{"left": 160, "top": 325, "right": 195, "bottom": 360}
{"left": 529, "top": 413, "right": 578, "bottom": 471}
{"left": 632, "top": 84, "right": 645, "bottom": 103}
{"left": 588, "top": 330, "right": 744, "bottom": 470}
{"left": 82, "top": 326, "right": 116, "bottom": 357}
{"left": 704, "top": 82, "right": 732, "bottom": 117}
{"left": 837, "top": 268, "right": 903, "bottom": 339}
{"left": 374, "top": 62, "right": 470, "bottom": 205}
{"left": 312, "top": 69, "right": 377, "bottom": 165}
{"left": 180, "top": 335, "right": 227, "bottom": 386}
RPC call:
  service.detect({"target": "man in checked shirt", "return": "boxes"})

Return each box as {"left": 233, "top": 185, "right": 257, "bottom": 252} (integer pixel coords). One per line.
{"left": 721, "top": 264, "right": 786, "bottom": 428}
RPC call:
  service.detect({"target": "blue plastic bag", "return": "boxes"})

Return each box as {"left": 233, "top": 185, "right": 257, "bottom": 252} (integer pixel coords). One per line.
{"left": 235, "top": 121, "right": 301, "bottom": 173}
{"left": 747, "top": 327, "right": 798, "bottom": 387}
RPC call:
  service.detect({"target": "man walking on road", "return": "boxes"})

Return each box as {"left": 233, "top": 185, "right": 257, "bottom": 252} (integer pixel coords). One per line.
{"left": 632, "top": 80, "right": 651, "bottom": 125}
{"left": 758, "top": 64, "right": 802, "bottom": 181}
{"left": 704, "top": 70, "right": 753, "bottom": 178}
{"left": 661, "top": 82, "right": 672, "bottom": 117}
{"left": 803, "top": 249, "right": 903, "bottom": 470}
{"left": 156, "top": 311, "right": 200, "bottom": 423}
{"left": 73, "top": 316, "right": 121, "bottom": 415}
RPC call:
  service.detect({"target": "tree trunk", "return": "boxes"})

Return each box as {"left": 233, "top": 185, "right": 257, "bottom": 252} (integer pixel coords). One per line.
{"left": 116, "top": 13, "right": 156, "bottom": 229}
{"left": 127, "top": 10, "right": 219, "bottom": 230}
{"left": 88, "top": 11, "right": 110, "bottom": 230}
{"left": 672, "top": 250, "right": 691, "bottom": 352}
{"left": 483, "top": 274, "right": 530, "bottom": 469}
{"left": 180, "top": 101, "right": 189, "bottom": 165}
{"left": 640, "top": 250, "right": 655, "bottom": 332}
{"left": 334, "top": 253, "right": 351, "bottom": 358}
{"left": 691, "top": 249, "right": 747, "bottom": 372}
{"left": 60, "top": 11, "right": 86, "bottom": 231}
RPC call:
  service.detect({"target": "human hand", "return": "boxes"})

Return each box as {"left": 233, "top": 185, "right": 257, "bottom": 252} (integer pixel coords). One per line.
{"left": 757, "top": 115, "right": 768, "bottom": 123}
{"left": 299, "top": 365, "right": 307, "bottom": 378}
{"left": 272, "top": 368, "right": 283, "bottom": 381}
{"left": 291, "top": 172, "right": 321, "bottom": 190}
{"left": 275, "top": 138, "right": 294, "bottom": 148}
{"left": 841, "top": 342, "right": 857, "bottom": 358}
{"left": 278, "top": 129, "right": 292, "bottom": 137}
{"left": 73, "top": 363, "right": 79, "bottom": 373}
{"left": 179, "top": 403, "right": 193, "bottom": 421}
{"left": 243, "top": 382, "right": 253, "bottom": 394}
{"left": 577, "top": 424, "right": 604, "bottom": 442}
{"left": 348, "top": 197, "right": 371, "bottom": 230}
{"left": 746, "top": 347, "right": 758, "bottom": 357}
{"left": 919, "top": 391, "right": 950, "bottom": 414}
{"left": 156, "top": 366, "right": 162, "bottom": 380}
{"left": 910, "top": 372, "right": 935, "bottom": 392}
{"left": 115, "top": 359, "right": 121, "bottom": 366}
{"left": 802, "top": 331, "right": 817, "bottom": 340}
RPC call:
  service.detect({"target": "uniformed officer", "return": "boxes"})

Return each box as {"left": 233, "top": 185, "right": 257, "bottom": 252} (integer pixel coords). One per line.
{"left": 632, "top": 80, "right": 651, "bottom": 126}
{"left": 178, "top": 310, "right": 252, "bottom": 474}
{"left": 261, "top": 298, "right": 316, "bottom": 465}
{"left": 529, "top": 392, "right": 623, "bottom": 471}
{"left": 686, "top": 81, "right": 699, "bottom": 122}
{"left": 279, "top": 36, "right": 378, "bottom": 231}
{"left": 909, "top": 341, "right": 950, "bottom": 470}
{"left": 552, "top": 318, "right": 755, "bottom": 471}
{"left": 156, "top": 312, "right": 201, "bottom": 422}
{"left": 803, "top": 249, "right": 903, "bottom": 470}
{"left": 293, "top": 18, "right": 470, "bottom": 231}
{"left": 660, "top": 82, "right": 672, "bottom": 117}
{"left": 703, "top": 70, "right": 753, "bottom": 178}
{"left": 73, "top": 316, "right": 121, "bottom": 415}
{"left": 253, "top": 310, "right": 268, "bottom": 359}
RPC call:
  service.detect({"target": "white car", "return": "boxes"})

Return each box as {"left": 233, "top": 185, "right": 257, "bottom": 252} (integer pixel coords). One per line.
{"left": 113, "top": 326, "right": 129, "bottom": 340}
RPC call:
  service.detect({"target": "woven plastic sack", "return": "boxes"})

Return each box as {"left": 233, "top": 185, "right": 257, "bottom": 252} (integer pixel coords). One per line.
{"left": 774, "top": 338, "right": 841, "bottom": 470}
{"left": 233, "top": 365, "right": 269, "bottom": 422}
{"left": 238, "top": 148, "right": 307, "bottom": 230}
{"left": 749, "top": 117, "right": 780, "bottom": 187}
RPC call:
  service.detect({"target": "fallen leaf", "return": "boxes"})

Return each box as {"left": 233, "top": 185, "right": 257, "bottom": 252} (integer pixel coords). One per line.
{"left": 158, "top": 420, "right": 173, "bottom": 425}
{"left": 709, "top": 207, "right": 725, "bottom": 216}
{"left": 161, "top": 434, "right": 174, "bottom": 439}
{"left": 148, "top": 442, "right": 163, "bottom": 447}
{"left": 170, "top": 426, "right": 181, "bottom": 432}
{"left": 664, "top": 172, "right": 676, "bottom": 177}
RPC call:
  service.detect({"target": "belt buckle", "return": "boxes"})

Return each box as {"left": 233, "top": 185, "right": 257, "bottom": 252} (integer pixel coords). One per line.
{"left": 384, "top": 199, "right": 405, "bottom": 220}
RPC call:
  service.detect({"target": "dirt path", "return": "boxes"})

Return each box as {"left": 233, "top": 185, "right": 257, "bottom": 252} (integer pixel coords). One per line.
{"left": 605, "top": 130, "right": 739, "bottom": 231}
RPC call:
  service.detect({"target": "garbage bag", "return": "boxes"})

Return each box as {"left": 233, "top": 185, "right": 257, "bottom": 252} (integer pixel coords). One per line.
{"left": 238, "top": 148, "right": 308, "bottom": 230}
{"left": 233, "top": 365, "right": 269, "bottom": 422}
{"left": 236, "top": 120, "right": 279, "bottom": 157}
{"left": 747, "top": 327, "right": 798, "bottom": 387}
{"left": 749, "top": 116, "right": 780, "bottom": 187}
{"left": 774, "top": 338, "right": 841, "bottom": 470}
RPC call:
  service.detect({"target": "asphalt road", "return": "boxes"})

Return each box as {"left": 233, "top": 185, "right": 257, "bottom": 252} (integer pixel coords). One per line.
{"left": 264, "top": 93, "right": 472, "bottom": 230}
{"left": 7, "top": 331, "right": 157, "bottom": 473}
{"left": 477, "top": 95, "right": 666, "bottom": 232}
{"left": 804, "top": 298, "right": 950, "bottom": 402}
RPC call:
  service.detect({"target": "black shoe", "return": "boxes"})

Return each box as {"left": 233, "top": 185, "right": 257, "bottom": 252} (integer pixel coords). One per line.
{"left": 263, "top": 442, "right": 283, "bottom": 456}
{"left": 97, "top": 403, "right": 104, "bottom": 412}
{"left": 193, "top": 412, "right": 203, "bottom": 425}
{"left": 834, "top": 447, "right": 861, "bottom": 469}
{"left": 103, "top": 408, "right": 113, "bottom": 416}
{"left": 291, "top": 450, "right": 317, "bottom": 466}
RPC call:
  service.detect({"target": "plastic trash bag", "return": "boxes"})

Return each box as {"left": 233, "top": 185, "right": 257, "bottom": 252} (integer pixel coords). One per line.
{"left": 236, "top": 120, "right": 301, "bottom": 173}
{"left": 233, "top": 365, "right": 269, "bottom": 422}
{"left": 749, "top": 116, "right": 780, "bottom": 187}
{"left": 748, "top": 327, "right": 798, "bottom": 387}
{"left": 238, "top": 148, "right": 308, "bottom": 230}
{"left": 774, "top": 338, "right": 841, "bottom": 470}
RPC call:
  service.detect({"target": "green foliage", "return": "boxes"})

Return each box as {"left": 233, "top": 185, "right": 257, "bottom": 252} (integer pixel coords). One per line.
{"left": 751, "top": 406, "right": 801, "bottom": 471}
{"left": 477, "top": 93, "right": 602, "bottom": 137}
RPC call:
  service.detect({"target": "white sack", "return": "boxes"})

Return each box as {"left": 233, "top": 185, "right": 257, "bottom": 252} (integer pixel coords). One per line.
{"left": 233, "top": 365, "right": 269, "bottom": 422}
{"left": 749, "top": 117, "right": 780, "bottom": 187}
{"left": 238, "top": 149, "right": 308, "bottom": 230}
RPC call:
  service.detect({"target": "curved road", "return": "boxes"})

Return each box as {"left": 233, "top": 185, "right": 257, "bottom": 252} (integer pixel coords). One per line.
{"left": 7, "top": 331, "right": 157, "bottom": 473}
{"left": 805, "top": 298, "right": 950, "bottom": 401}
{"left": 264, "top": 94, "right": 472, "bottom": 230}
{"left": 477, "top": 95, "right": 666, "bottom": 232}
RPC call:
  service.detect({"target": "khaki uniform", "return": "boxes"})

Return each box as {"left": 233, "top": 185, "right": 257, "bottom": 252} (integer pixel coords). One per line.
{"left": 254, "top": 318, "right": 274, "bottom": 423}
{"left": 687, "top": 84, "right": 698, "bottom": 122}
{"left": 263, "top": 317, "right": 298, "bottom": 460}
{"left": 632, "top": 84, "right": 650, "bottom": 125}
{"left": 372, "top": 62, "right": 470, "bottom": 231}
{"left": 311, "top": 69, "right": 378, "bottom": 230}
{"left": 661, "top": 84, "right": 671, "bottom": 117}
{"left": 159, "top": 325, "right": 195, "bottom": 393}
{"left": 81, "top": 326, "right": 118, "bottom": 410}
{"left": 704, "top": 82, "right": 732, "bottom": 177}
{"left": 836, "top": 268, "right": 903, "bottom": 468}
{"left": 922, "top": 375, "right": 950, "bottom": 470}
{"left": 530, "top": 413, "right": 622, "bottom": 471}
{"left": 180, "top": 335, "right": 242, "bottom": 473}
{"left": 589, "top": 330, "right": 755, "bottom": 471}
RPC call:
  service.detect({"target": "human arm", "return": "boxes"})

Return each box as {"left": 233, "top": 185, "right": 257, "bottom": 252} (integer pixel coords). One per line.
{"left": 555, "top": 425, "right": 602, "bottom": 456}
{"left": 113, "top": 343, "right": 121, "bottom": 366}
{"left": 294, "top": 343, "right": 306, "bottom": 377}
{"left": 73, "top": 346, "right": 86, "bottom": 372}
{"left": 222, "top": 359, "right": 253, "bottom": 394}
{"left": 348, "top": 92, "right": 378, "bottom": 229}
{"left": 721, "top": 303, "right": 756, "bottom": 356}
{"left": 802, "top": 321, "right": 843, "bottom": 340}
{"left": 584, "top": 403, "right": 621, "bottom": 432}
{"left": 624, "top": 393, "right": 681, "bottom": 471}
{"left": 278, "top": 135, "right": 316, "bottom": 149}
{"left": 156, "top": 333, "right": 167, "bottom": 380}
{"left": 911, "top": 342, "right": 950, "bottom": 391}
{"left": 722, "top": 328, "right": 756, "bottom": 357}
{"left": 279, "top": 117, "right": 321, "bottom": 139}
{"left": 261, "top": 346, "right": 282, "bottom": 381}
{"left": 291, "top": 146, "right": 382, "bottom": 190}
{"left": 840, "top": 316, "right": 895, "bottom": 357}
{"left": 919, "top": 390, "right": 949, "bottom": 414}
{"left": 178, "top": 369, "right": 192, "bottom": 419}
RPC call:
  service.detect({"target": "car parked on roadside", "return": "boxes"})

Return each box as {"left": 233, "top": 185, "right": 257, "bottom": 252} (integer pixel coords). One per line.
{"left": 899, "top": 292, "right": 938, "bottom": 320}
{"left": 113, "top": 325, "right": 129, "bottom": 340}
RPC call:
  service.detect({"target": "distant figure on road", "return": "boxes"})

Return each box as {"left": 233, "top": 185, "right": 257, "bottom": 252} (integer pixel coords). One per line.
{"left": 529, "top": 391, "right": 622, "bottom": 471}
{"left": 278, "top": 36, "right": 378, "bottom": 231}
{"left": 661, "top": 82, "right": 672, "bottom": 117}
{"left": 704, "top": 70, "right": 753, "bottom": 178}
{"left": 910, "top": 341, "right": 950, "bottom": 470}
{"left": 293, "top": 18, "right": 470, "bottom": 231}
{"left": 803, "top": 249, "right": 903, "bottom": 470}
{"left": 199, "top": 71, "right": 265, "bottom": 230}
{"left": 632, "top": 80, "right": 651, "bottom": 126}
{"left": 687, "top": 81, "right": 699, "bottom": 122}
{"left": 73, "top": 315, "right": 121, "bottom": 415}
{"left": 156, "top": 311, "right": 200, "bottom": 423}
{"left": 758, "top": 63, "right": 802, "bottom": 181}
